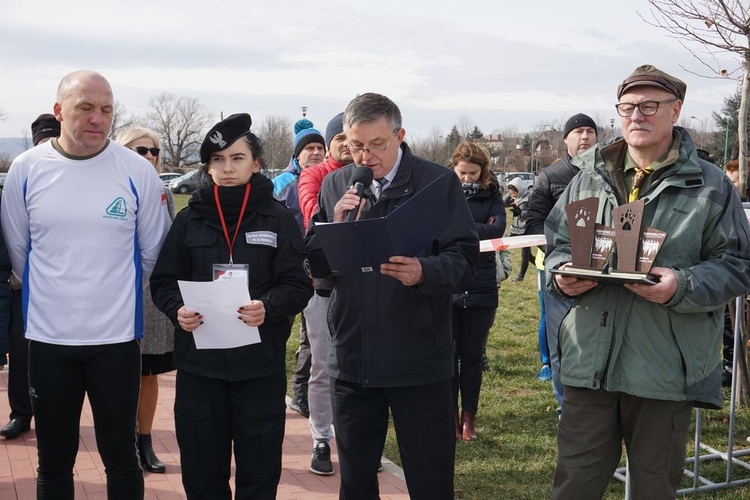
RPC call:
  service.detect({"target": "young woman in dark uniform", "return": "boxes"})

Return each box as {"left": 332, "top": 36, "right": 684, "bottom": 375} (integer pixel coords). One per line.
{"left": 150, "top": 113, "right": 313, "bottom": 499}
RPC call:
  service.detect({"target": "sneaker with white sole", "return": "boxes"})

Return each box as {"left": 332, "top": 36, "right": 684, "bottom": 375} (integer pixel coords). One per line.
{"left": 310, "top": 441, "right": 334, "bottom": 476}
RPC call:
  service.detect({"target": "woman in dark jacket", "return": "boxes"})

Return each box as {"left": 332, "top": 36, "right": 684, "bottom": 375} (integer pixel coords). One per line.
{"left": 450, "top": 141, "right": 505, "bottom": 441}
{"left": 150, "top": 113, "right": 312, "bottom": 499}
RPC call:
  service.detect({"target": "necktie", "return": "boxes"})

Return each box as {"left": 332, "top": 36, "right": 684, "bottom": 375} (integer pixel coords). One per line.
{"left": 373, "top": 178, "right": 386, "bottom": 199}
{"left": 629, "top": 166, "right": 653, "bottom": 202}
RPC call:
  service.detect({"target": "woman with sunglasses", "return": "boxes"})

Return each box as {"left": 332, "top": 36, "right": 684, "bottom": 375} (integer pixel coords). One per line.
{"left": 150, "top": 113, "right": 312, "bottom": 499}
{"left": 114, "top": 127, "right": 175, "bottom": 474}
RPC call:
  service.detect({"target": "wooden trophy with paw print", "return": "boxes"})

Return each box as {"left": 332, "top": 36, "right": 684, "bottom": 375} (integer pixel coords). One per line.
{"left": 610, "top": 200, "right": 666, "bottom": 284}
{"left": 551, "top": 198, "right": 664, "bottom": 285}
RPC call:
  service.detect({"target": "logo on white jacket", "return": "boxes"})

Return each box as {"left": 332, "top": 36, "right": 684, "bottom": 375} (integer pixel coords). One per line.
{"left": 104, "top": 197, "right": 128, "bottom": 219}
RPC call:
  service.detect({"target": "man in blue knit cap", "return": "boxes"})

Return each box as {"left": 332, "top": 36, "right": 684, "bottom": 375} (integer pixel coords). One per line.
{"left": 272, "top": 119, "right": 325, "bottom": 421}
{"left": 272, "top": 119, "right": 325, "bottom": 233}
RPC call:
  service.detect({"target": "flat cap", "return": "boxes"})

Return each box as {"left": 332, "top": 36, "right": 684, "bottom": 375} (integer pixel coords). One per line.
{"left": 617, "top": 64, "right": 686, "bottom": 101}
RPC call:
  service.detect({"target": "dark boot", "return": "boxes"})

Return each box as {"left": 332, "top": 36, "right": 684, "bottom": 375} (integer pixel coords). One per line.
{"left": 138, "top": 433, "right": 166, "bottom": 473}
{"left": 461, "top": 411, "right": 478, "bottom": 441}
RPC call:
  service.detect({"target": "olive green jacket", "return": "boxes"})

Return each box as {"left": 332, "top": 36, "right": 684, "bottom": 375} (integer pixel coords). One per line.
{"left": 545, "top": 128, "right": 750, "bottom": 408}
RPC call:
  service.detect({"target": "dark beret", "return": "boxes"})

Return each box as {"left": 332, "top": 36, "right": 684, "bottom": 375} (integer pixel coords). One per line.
{"left": 200, "top": 113, "right": 252, "bottom": 164}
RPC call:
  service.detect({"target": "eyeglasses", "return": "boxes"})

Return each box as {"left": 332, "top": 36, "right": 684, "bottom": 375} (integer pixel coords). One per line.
{"left": 615, "top": 98, "right": 677, "bottom": 117}
{"left": 348, "top": 137, "right": 394, "bottom": 156}
{"left": 132, "top": 146, "right": 160, "bottom": 157}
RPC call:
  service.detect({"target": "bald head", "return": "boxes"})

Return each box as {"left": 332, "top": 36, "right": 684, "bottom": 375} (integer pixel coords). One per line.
{"left": 56, "top": 70, "right": 111, "bottom": 102}
{"left": 53, "top": 70, "right": 114, "bottom": 157}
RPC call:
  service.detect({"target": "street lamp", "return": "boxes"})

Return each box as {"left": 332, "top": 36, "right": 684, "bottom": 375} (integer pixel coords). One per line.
{"left": 723, "top": 115, "right": 731, "bottom": 165}
{"left": 301, "top": 106, "right": 308, "bottom": 118}
{"left": 689, "top": 116, "right": 705, "bottom": 149}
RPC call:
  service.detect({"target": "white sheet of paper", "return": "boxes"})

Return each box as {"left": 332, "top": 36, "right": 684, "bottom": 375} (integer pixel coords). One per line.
{"left": 177, "top": 279, "right": 261, "bottom": 349}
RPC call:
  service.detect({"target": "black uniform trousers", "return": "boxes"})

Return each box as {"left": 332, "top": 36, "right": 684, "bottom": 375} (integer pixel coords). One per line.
{"left": 331, "top": 378, "right": 455, "bottom": 500}
{"left": 30, "top": 339, "right": 143, "bottom": 499}
{"left": 7, "top": 289, "right": 32, "bottom": 423}
{"left": 174, "top": 370, "right": 287, "bottom": 500}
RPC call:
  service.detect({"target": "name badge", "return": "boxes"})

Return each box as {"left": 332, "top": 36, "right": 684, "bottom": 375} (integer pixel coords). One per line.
{"left": 213, "top": 263, "right": 249, "bottom": 283}
{"left": 246, "top": 231, "right": 277, "bottom": 248}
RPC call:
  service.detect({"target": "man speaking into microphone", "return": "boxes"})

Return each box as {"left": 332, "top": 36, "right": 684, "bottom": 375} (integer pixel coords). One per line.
{"left": 306, "top": 93, "right": 479, "bottom": 500}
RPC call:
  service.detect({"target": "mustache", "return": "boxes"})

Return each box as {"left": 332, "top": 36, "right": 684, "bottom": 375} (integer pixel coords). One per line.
{"left": 628, "top": 123, "right": 652, "bottom": 132}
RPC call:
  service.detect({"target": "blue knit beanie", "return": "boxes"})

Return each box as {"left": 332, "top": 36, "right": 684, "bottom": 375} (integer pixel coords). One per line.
{"left": 294, "top": 118, "right": 314, "bottom": 135}
{"left": 293, "top": 126, "right": 325, "bottom": 158}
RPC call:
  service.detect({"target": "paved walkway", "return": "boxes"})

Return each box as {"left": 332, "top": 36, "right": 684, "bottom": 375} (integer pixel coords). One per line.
{"left": 0, "top": 368, "right": 409, "bottom": 499}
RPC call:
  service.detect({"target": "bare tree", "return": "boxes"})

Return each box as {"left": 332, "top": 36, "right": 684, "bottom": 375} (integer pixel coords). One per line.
{"left": 146, "top": 93, "right": 213, "bottom": 171}
{"left": 0, "top": 153, "right": 12, "bottom": 172}
{"left": 110, "top": 100, "right": 138, "bottom": 139}
{"left": 0, "top": 105, "right": 6, "bottom": 122}
{"left": 643, "top": 0, "right": 749, "bottom": 197}
{"left": 258, "top": 115, "right": 293, "bottom": 174}
{"left": 456, "top": 114, "right": 474, "bottom": 140}
{"left": 20, "top": 129, "right": 32, "bottom": 151}
{"left": 410, "top": 127, "right": 448, "bottom": 165}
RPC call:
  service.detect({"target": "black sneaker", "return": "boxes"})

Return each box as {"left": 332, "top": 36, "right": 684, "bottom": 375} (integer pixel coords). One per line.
{"left": 289, "top": 396, "right": 310, "bottom": 418}
{"left": 310, "top": 441, "right": 334, "bottom": 475}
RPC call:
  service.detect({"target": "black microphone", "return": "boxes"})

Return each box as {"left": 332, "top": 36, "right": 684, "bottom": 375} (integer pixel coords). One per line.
{"left": 345, "top": 166, "right": 374, "bottom": 222}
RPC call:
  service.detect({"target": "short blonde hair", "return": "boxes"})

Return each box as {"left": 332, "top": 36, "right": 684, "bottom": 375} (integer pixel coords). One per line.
{"left": 114, "top": 126, "right": 162, "bottom": 171}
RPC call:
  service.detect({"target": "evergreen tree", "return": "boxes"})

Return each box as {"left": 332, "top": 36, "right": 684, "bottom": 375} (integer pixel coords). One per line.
{"left": 467, "top": 125, "right": 484, "bottom": 141}
{"left": 445, "top": 125, "right": 462, "bottom": 156}
{"left": 710, "top": 88, "right": 749, "bottom": 165}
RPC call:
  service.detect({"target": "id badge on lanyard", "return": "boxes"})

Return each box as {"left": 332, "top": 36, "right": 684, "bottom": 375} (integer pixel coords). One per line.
{"left": 213, "top": 183, "right": 251, "bottom": 287}
{"left": 213, "top": 263, "right": 249, "bottom": 284}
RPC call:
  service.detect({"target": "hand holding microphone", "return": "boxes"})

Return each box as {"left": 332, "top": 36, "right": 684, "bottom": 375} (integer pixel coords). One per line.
{"left": 335, "top": 166, "right": 373, "bottom": 222}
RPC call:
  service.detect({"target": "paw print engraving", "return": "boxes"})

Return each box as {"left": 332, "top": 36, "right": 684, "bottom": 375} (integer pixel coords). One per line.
{"left": 575, "top": 207, "right": 590, "bottom": 228}
{"left": 620, "top": 209, "right": 635, "bottom": 231}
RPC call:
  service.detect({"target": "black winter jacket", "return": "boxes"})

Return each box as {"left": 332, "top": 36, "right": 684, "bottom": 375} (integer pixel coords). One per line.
{"left": 150, "top": 174, "right": 313, "bottom": 381}
{"left": 306, "top": 143, "right": 479, "bottom": 387}
{"left": 452, "top": 183, "right": 505, "bottom": 309}
{"left": 525, "top": 153, "right": 579, "bottom": 238}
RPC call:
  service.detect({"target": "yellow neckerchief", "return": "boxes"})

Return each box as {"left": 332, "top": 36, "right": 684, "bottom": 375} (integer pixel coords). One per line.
{"left": 624, "top": 132, "right": 681, "bottom": 202}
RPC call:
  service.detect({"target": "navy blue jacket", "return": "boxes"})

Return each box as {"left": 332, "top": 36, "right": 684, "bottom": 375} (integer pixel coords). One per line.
{"left": 453, "top": 183, "right": 505, "bottom": 309}
{"left": 306, "top": 143, "right": 479, "bottom": 387}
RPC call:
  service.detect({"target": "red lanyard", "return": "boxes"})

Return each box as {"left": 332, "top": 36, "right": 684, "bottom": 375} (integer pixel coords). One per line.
{"left": 213, "top": 183, "right": 251, "bottom": 264}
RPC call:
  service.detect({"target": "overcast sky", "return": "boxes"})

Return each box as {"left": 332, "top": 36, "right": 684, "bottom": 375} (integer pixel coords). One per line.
{"left": 0, "top": 0, "right": 743, "bottom": 141}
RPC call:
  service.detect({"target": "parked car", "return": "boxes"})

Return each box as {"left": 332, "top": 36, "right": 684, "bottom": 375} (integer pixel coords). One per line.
{"left": 159, "top": 172, "right": 182, "bottom": 187}
{"left": 0, "top": 173, "right": 6, "bottom": 189}
{"left": 170, "top": 169, "right": 203, "bottom": 194}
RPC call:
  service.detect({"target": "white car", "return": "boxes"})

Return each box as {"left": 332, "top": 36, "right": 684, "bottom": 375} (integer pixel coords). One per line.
{"left": 159, "top": 172, "right": 182, "bottom": 187}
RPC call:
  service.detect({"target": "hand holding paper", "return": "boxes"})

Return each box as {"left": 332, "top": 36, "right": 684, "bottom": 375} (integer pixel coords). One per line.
{"left": 178, "top": 278, "right": 261, "bottom": 349}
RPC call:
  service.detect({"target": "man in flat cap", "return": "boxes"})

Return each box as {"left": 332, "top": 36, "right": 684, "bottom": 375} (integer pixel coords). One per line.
{"left": 526, "top": 113, "right": 597, "bottom": 417}
{"left": 545, "top": 64, "right": 750, "bottom": 498}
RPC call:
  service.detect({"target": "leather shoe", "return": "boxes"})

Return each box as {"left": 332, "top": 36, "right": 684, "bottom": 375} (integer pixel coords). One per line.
{"left": 0, "top": 418, "right": 31, "bottom": 439}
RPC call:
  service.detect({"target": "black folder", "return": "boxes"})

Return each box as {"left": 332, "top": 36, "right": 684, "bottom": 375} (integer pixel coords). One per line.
{"left": 313, "top": 176, "right": 448, "bottom": 275}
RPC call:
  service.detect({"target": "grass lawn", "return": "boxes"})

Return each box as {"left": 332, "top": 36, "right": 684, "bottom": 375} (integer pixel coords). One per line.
{"left": 174, "top": 193, "right": 750, "bottom": 499}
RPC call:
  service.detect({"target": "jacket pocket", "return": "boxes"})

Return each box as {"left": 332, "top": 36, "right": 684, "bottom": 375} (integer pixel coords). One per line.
{"left": 669, "top": 309, "right": 722, "bottom": 387}
{"left": 185, "top": 229, "right": 221, "bottom": 278}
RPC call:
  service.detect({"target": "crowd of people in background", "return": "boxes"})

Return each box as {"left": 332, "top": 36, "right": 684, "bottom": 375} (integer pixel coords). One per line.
{"left": 0, "top": 63, "right": 749, "bottom": 500}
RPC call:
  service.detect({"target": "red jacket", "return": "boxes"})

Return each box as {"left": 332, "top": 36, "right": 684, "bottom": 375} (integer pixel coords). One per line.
{"left": 298, "top": 156, "right": 347, "bottom": 231}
